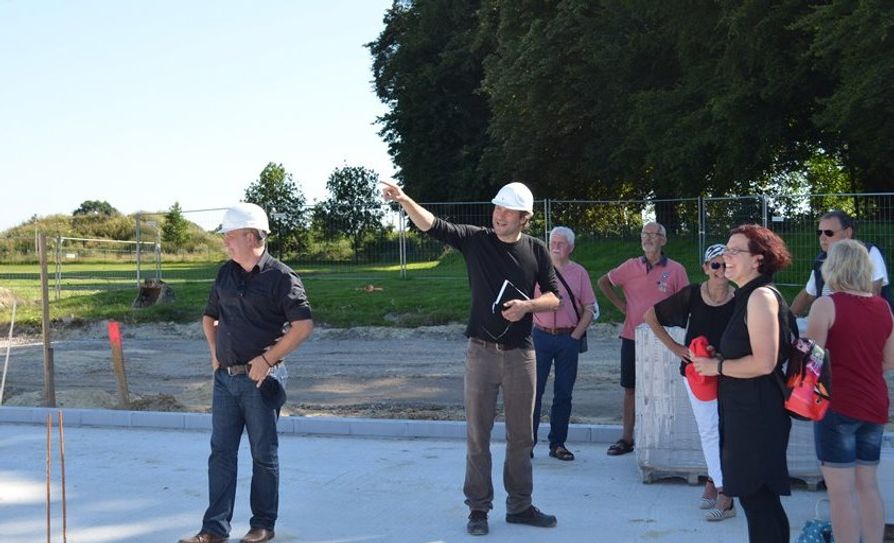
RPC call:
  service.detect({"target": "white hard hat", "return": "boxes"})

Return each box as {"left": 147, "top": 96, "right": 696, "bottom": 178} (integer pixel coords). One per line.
{"left": 491, "top": 182, "right": 534, "bottom": 214}
{"left": 220, "top": 202, "right": 270, "bottom": 234}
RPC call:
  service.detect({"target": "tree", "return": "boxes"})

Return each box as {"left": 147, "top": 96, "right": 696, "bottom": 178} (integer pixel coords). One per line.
{"left": 73, "top": 200, "right": 119, "bottom": 217}
{"left": 368, "top": 0, "right": 497, "bottom": 202}
{"left": 798, "top": 0, "right": 894, "bottom": 192}
{"left": 314, "top": 165, "right": 386, "bottom": 256}
{"left": 161, "top": 202, "right": 190, "bottom": 250}
{"left": 243, "top": 162, "right": 308, "bottom": 256}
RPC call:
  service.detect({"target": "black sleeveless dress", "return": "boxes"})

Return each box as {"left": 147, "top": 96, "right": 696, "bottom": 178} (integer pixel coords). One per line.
{"left": 717, "top": 274, "right": 791, "bottom": 497}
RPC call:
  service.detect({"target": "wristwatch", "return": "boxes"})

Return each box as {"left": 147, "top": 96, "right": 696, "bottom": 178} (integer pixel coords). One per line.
{"left": 716, "top": 354, "right": 725, "bottom": 376}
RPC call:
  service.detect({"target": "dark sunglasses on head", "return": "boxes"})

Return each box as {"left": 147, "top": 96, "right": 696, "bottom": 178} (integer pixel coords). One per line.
{"left": 817, "top": 229, "right": 839, "bottom": 237}
{"left": 709, "top": 262, "right": 725, "bottom": 270}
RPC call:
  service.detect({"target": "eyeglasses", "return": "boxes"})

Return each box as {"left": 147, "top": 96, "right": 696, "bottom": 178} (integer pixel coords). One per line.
{"left": 723, "top": 247, "right": 751, "bottom": 256}
{"left": 640, "top": 232, "right": 665, "bottom": 239}
{"left": 817, "top": 229, "right": 840, "bottom": 237}
{"left": 709, "top": 262, "right": 725, "bottom": 270}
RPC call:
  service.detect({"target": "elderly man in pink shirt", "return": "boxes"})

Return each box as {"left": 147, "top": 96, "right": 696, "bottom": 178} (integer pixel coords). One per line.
{"left": 532, "top": 226, "right": 598, "bottom": 462}
{"left": 597, "top": 222, "right": 688, "bottom": 455}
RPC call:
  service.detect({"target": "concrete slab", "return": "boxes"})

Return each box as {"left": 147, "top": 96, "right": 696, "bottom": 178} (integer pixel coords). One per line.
{"left": 5, "top": 418, "right": 890, "bottom": 543}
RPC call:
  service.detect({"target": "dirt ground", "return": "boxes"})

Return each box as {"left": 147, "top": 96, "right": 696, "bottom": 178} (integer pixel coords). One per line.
{"left": 1, "top": 322, "right": 627, "bottom": 424}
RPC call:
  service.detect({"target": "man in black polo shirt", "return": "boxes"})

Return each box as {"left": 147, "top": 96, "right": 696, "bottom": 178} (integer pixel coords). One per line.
{"left": 382, "top": 180, "right": 561, "bottom": 536}
{"left": 180, "top": 203, "right": 313, "bottom": 543}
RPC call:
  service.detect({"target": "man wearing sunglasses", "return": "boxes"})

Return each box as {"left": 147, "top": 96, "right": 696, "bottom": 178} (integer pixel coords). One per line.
{"left": 790, "top": 210, "right": 891, "bottom": 316}
{"left": 382, "top": 180, "right": 561, "bottom": 536}
{"left": 597, "top": 222, "right": 689, "bottom": 456}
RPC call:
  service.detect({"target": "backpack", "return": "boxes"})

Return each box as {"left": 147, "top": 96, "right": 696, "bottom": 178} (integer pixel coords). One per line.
{"left": 770, "top": 287, "right": 833, "bottom": 421}
{"left": 784, "top": 338, "right": 832, "bottom": 421}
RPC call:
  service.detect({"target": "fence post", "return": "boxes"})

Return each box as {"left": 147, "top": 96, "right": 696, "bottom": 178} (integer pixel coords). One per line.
{"left": 761, "top": 194, "right": 768, "bottom": 228}
{"left": 155, "top": 226, "right": 161, "bottom": 281}
{"left": 399, "top": 208, "right": 407, "bottom": 279}
{"left": 38, "top": 233, "right": 56, "bottom": 407}
{"left": 697, "top": 196, "right": 705, "bottom": 263}
{"left": 543, "top": 199, "right": 550, "bottom": 241}
{"left": 54, "top": 235, "right": 61, "bottom": 301}
{"left": 135, "top": 213, "right": 142, "bottom": 286}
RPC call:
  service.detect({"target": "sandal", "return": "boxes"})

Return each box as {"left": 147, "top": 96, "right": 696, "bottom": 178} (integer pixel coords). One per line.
{"left": 606, "top": 439, "right": 634, "bottom": 456}
{"left": 549, "top": 445, "right": 575, "bottom": 461}
{"left": 705, "top": 502, "right": 736, "bottom": 522}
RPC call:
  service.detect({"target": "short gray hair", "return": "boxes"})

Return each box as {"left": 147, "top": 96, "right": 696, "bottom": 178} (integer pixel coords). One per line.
{"left": 642, "top": 222, "right": 666, "bottom": 237}
{"left": 822, "top": 239, "right": 872, "bottom": 293}
{"left": 550, "top": 226, "right": 575, "bottom": 247}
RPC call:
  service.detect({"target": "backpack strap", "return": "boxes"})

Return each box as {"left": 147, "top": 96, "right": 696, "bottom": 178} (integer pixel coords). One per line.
{"left": 765, "top": 286, "right": 799, "bottom": 400}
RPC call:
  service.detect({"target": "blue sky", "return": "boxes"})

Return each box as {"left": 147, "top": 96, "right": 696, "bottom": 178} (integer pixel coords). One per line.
{"left": 0, "top": 1, "right": 395, "bottom": 231}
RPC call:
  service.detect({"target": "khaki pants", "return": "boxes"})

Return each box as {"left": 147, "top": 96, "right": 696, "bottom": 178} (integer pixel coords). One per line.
{"left": 463, "top": 338, "right": 536, "bottom": 514}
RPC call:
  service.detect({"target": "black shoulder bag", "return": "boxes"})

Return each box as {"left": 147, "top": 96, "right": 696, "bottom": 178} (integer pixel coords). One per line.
{"left": 555, "top": 269, "right": 588, "bottom": 353}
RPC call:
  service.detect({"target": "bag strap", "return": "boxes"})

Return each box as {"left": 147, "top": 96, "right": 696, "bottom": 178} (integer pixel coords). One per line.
{"left": 555, "top": 269, "right": 581, "bottom": 324}
{"left": 765, "top": 285, "right": 796, "bottom": 398}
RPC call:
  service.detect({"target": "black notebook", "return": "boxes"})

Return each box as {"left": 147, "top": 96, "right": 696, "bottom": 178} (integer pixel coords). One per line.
{"left": 483, "top": 280, "right": 530, "bottom": 341}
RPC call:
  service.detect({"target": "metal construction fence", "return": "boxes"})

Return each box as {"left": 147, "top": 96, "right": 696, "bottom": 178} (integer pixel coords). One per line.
{"left": 2, "top": 192, "right": 894, "bottom": 302}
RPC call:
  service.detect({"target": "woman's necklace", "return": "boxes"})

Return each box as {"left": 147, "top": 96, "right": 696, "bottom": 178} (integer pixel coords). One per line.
{"left": 702, "top": 282, "right": 733, "bottom": 306}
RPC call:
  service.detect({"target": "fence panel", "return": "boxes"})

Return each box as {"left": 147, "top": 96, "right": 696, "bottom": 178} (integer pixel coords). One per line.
{"left": 4, "top": 193, "right": 894, "bottom": 307}
{"left": 0, "top": 234, "right": 41, "bottom": 305}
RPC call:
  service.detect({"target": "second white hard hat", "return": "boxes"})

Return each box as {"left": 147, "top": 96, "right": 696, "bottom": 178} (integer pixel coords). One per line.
{"left": 220, "top": 202, "right": 270, "bottom": 234}
{"left": 491, "top": 182, "right": 534, "bottom": 214}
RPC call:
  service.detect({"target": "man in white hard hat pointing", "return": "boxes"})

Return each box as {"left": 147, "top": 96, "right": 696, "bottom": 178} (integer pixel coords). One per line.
{"left": 180, "top": 202, "right": 314, "bottom": 543}
{"left": 383, "top": 180, "right": 561, "bottom": 536}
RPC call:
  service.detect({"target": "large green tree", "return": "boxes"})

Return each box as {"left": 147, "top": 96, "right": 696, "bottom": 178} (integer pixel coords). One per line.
{"left": 799, "top": 0, "right": 894, "bottom": 192}
{"left": 368, "top": 0, "right": 496, "bottom": 202}
{"left": 313, "top": 165, "right": 386, "bottom": 254}
{"left": 243, "top": 162, "right": 308, "bottom": 256}
{"left": 369, "top": 0, "right": 894, "bottom": 204}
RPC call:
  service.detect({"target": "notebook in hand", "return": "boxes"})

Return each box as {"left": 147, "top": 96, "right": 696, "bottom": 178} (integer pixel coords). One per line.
{"left": 483, "top": 279, "right": 530, "bottom": 341}
{"left": 491, "top": 279, "right": 529, "bottom": 315}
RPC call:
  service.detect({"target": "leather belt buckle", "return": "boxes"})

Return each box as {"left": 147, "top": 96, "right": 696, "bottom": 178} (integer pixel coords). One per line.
{"left": 226, "top": 364, "right": 248, "bottom": 376}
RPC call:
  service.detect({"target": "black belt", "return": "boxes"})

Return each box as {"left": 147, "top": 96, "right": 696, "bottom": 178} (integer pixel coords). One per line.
{"left": 469, "top": 337, "right": 518, "bottom": 352}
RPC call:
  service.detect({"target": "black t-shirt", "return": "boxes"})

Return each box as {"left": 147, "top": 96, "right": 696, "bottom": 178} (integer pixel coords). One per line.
{"left": 652, "top": 282, "right": 736, "bottom": 376}
{"left": 204, "top": 251, "right": 313, "bottom": 367}
{"left": 427, "top": 218, "right": 559, "bottom": 349}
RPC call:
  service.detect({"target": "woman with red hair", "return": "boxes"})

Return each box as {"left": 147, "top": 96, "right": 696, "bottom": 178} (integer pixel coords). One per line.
{"left": 692, "top": 224, "right": 793, "bottom": 542}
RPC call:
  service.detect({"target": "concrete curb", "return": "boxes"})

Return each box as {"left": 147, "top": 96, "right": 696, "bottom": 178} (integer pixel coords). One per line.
{"left": 3, "top": 406, "right": 891, "bottom": 448}
{"left": 0, "top": 406, "right": 623, "bottom": 443}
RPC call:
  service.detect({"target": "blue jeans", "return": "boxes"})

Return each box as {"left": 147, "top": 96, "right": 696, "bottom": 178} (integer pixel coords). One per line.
{"left": 202, "top": 370, "right": 279, "bottom": 537}
{"left": 532, "top": 327, "right": 580, "bottom": 448}
{"left": 814, "top": 409, "right": 884, "bottom": 467}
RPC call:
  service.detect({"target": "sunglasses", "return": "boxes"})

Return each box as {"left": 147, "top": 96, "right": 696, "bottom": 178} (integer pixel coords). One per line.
{"left": 816, "top": 229, "right": 840, "bottom": 237}
{"left": 709, "top": 262, "right": 725, "bottom": 270}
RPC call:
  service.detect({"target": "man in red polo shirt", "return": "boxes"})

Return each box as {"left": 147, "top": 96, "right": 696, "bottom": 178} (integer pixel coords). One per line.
{"left": 597, "top": 222, "right": 688, "bottom": 455}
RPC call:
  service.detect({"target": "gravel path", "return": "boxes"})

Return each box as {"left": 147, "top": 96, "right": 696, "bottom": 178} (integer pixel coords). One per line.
{"left": 1, "top": 322, "right": 627, "bottom": 423}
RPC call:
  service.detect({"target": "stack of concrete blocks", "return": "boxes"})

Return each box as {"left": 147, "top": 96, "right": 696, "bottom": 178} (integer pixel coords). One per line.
{"left": 635, "top": 324, "right": 822, "bottom": 489}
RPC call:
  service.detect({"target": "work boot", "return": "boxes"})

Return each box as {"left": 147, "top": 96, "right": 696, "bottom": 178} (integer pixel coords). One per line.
{"left": 239, "top": 528, "right": 274, "bottom": 542}
{"left": 467, "top": 510, "right": 489, "bottom": 536}
{"left": 178, "top": 533, "right": 227, "bottom": 543}
{"left": 505, "top": 505, "right": 557, "bottom": 527}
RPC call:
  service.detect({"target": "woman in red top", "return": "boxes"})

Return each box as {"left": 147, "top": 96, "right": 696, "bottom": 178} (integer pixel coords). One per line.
{"left": 806, "top": 239, "right": 894, "bottom": 543}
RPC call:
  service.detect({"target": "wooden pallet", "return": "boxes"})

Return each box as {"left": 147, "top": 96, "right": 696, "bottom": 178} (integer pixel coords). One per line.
{"left": 640, "top": 465, "right": 824, "bottom": 491}
{"left": 640, "top": 465, "right": 705, "bottom": 485}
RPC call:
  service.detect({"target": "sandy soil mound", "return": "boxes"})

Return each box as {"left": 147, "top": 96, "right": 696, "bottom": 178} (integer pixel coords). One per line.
{"left": 0, "top": 286, "right": 25, "bottom": 311}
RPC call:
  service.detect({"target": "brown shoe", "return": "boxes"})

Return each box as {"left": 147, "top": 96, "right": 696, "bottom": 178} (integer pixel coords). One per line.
{"left": 178, "top": 533, "right": 228, "bottom": 543}
{"left": 240, "top": 528, "right": 274, "bottom": 543}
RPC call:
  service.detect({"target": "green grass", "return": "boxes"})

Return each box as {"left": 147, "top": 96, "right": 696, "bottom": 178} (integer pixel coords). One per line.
{"left": 0, "top": 243, "right": 804, "bottom": 329}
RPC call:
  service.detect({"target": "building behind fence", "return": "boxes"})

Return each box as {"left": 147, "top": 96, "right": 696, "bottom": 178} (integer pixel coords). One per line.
{"left": 2, "top": 193, "right": 893, "bottom": 303}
